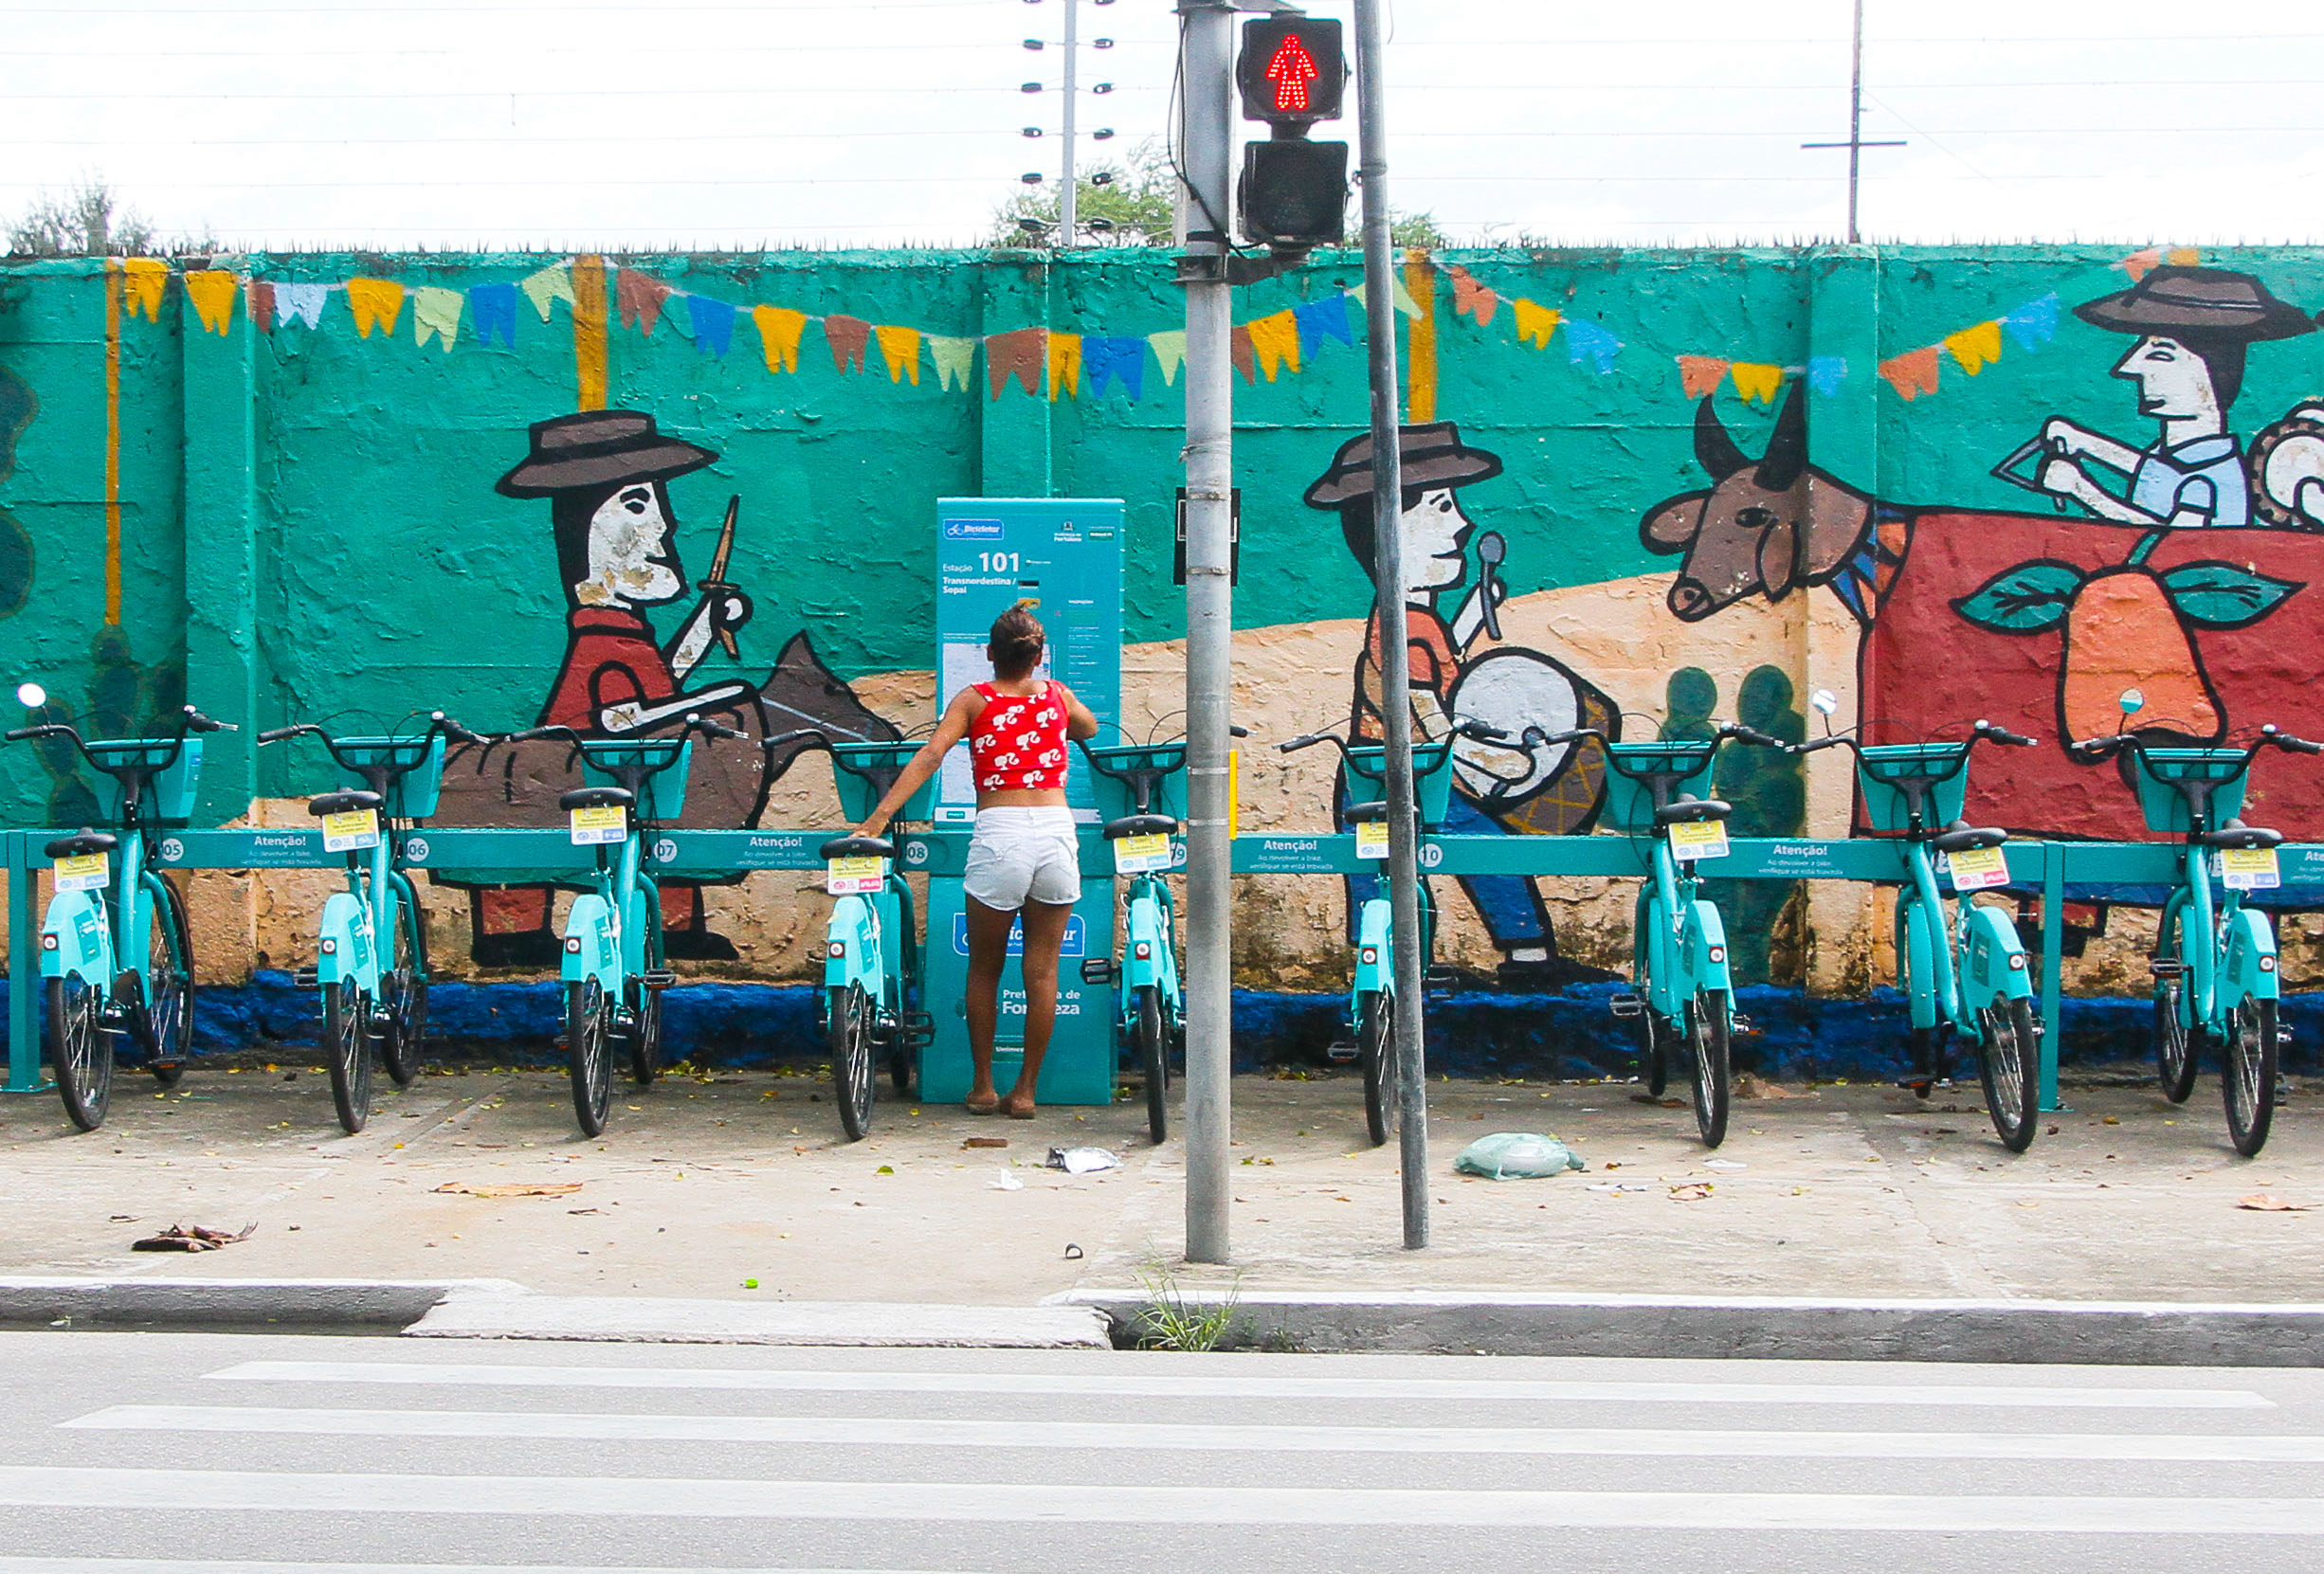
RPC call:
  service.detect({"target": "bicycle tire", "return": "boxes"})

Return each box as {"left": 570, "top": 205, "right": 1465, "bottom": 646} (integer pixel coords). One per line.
{"left": 379, "top": 877, "right": 429, "bottom": 1088}
{"left": 1976, "top": 996, "right": 2040, "bottom": 1153}
{"left": 2152, "top": 904, "right": 2198, "bottom": 1104}
{"left": 626, "top": 980, "right": 664, "bottom": 1087}
{"left": 889, "top": 1039, "right": 916, "bottom": 1098}
{"left": 139, "top": 872, "right": 192, "bottom": 1086}
{"left": 1633, "top": 891, "right": 1666, "bottom": 1095}
{"left": 1134, "top": 984, "right": 1168, "bottom": 1145}
{"left": 567, "top": 978, "right": 611, "bottom": 1137}
{"left": 1685, "top": 991, "right": 1731, "bottom": 1149}
{"left": 830, "top": 983, "right": 875, "bottom": 1142}
{"left": 2223, "top": 994, "right": 2279, "bottom": 1158}
{"left": 1357, "top": 986, "right": 1395, "bottom": 1149}
{"left": 322, "top": 978, "right": 373, "bottom": 1135}
{"left": 1636, "top": 1007, "right": 1668, "bottom": 1096}
{"left": 46, "top": 973, "right": 111, "bottom": 1131}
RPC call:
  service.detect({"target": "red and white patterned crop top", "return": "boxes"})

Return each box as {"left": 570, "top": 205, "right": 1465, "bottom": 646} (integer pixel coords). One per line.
{"left": 968, "top": 680, "right": 1069, "bottom": 792}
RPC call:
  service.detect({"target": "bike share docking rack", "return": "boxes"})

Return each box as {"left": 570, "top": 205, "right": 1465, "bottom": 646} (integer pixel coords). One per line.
{"left": 9, "top": 823, "right": 2324, "bottom": 1106}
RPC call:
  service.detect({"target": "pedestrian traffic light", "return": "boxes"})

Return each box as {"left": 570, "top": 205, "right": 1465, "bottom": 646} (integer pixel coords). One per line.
{"left": 1234, "top": 17, "right": 1348, "bottom": 252}
{"left": 1236, "top": 18, "right": 1345, "bottom": 126}
{"left": 1240, "top": 140, "right": 1348, "bottom": 248}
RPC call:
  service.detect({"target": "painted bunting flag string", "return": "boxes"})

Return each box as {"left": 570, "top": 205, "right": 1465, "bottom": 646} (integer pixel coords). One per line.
{"left": 1876, "top": 292, "right": 2059, "bottom": 402}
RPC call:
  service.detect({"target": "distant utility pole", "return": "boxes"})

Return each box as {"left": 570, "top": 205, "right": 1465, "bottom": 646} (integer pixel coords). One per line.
{"left": 1801, "top": 0, "right": 1904, "bottom": 243}
{"left": 1061, "top": 0, "right": 1079, "bottom": 241}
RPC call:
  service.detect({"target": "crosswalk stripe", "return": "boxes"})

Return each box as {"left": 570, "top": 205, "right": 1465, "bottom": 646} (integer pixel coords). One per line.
{"left": 203, "top": 1361, "right": 2273, "bottom": 1410}
{"left": 65, "top": 1404, "right": 2324, "bottom": 1463}
{"left": 0, "top": 1467, "right": 2318, "bottom": 1532}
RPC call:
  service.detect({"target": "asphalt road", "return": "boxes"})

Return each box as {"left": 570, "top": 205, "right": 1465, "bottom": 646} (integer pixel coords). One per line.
{"left": 0, "top": 1331, "right": 2321, "bottom": 1572}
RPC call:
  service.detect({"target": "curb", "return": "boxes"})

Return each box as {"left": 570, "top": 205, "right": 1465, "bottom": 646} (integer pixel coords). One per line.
{"left": 0, "top": 1275, "right": 519, "bottom": 1330}
{"left": 1052, "top": 1289, "right": 2324, "bottom": 1366}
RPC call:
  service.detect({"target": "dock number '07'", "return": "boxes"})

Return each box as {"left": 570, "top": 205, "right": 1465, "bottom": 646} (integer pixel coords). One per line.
{"left": 977, "top": 552, "right": 1021, "bottom": 573}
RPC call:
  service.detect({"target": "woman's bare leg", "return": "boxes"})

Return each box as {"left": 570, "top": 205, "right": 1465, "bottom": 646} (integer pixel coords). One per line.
{"left": 1002, "top": 898, "right": 1076, "bottom": 1117}
{"left": 963, "top": 897, "right": 1019, "bottom": 1113}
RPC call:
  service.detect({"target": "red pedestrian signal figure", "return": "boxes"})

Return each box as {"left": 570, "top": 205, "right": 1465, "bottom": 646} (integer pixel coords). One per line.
{"left": 1265, "top": 34, "right": 1317, "bottom": 114}
{"left": 1236, "top": 18, "right": 1344, "bottom": 126}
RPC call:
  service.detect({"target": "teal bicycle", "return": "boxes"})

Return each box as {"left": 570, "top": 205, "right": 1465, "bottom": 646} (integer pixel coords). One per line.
{"left": 502, "top": 713, "right": 741, "bottom": 1136}
{"left": 6, "top": 701, "right": 231, "bottom": 1131}
{"left": 1793, "top": 706, "right": 2044, "bottom": 1151}
{"left": 2073, "top": 694, "right": 2319, "bottom": 1156}
{"left": 258, "top": 711, "right": 483, "bottom": 1132}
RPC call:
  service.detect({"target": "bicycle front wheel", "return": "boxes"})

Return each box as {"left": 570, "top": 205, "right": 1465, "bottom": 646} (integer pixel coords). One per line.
{"left": 2152, "top": 903, "right": 2198, "bottom": 1104}
{"left": 626, "top": 979, "right": 663, "bottom": 1087}
{"left": 46, "top": 973, "right": 112, "bottom": 1131}
{"left": 829, "top": 983, "right": 875, "bottom": 1142}
{"left": 140, "top": 872, "right": 193, "bottom": 1087}
{"left": 1134, "top": 984, "right": 1168, "bottom": 1145}
{"left": 2223, "top": 994, "right": 2279, "bottom": 1158}
{"left": 1357, "top": 987, "right": 1396, "bottom": 1148}
{"left": 1975, "top": 996, "right": 2041, "bottom": 1153}
{"left": 322, "top": 979, "right": 374, "bottom": 1135}
{"left": 379, "top": 877, "right": 429, "bottom": 1088}
{"left": 1683, "top": 991, "right": 1731, "bottom": 1148}
{"left": 567, "top": 979, "right": 611, "bottom": 1137}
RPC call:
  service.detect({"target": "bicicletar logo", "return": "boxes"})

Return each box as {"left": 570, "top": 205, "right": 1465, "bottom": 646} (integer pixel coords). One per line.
{"left": 943, "top": 518, "right": 1005, "bottom": 541}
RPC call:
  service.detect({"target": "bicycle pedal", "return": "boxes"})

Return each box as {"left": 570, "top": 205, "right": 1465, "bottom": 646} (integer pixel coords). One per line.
{"left": 1325, "top": 1040, "right": 1361, "bottom": 1063}
{"left": 641, "top": 969, "right": 678, "bottom": 990}
{"left": 1422, "top": 966, "right": 1462, "bottom": 990}
{"left": 2148, "top": 958, "right": 2187, "bottom": 979}
{"left": 292, "top": 967, "right": 320, "bottom": 988}
{"left": 1729, "top": 1013, "right": 1755, "bottom": 1035}
{"left": 1607, "top": 993, "right": 1647, "bottom": 1019}
{"left": 901, "top": 1012, "right": 937, "bottom": 1048}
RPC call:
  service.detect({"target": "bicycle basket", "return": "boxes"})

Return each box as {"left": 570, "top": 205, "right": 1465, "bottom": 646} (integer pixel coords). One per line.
{"left": 1083, "top": 742, "right": 1188, "bottom": 824}
{"left": 579, "top": 736, "right": 693, "bottom": 821}
{"left": 92, "top": 735, "right": 203, "bottom": 826}
{"left": 1345, "top": 739, "right": 1457, "bottom": 828}
{"left": 829, "top": 741, "right": 935, "bottom": 824}
{"left": 2132, "top": 747, "right": 2250, "bottom": 834}
{"left": 1856, "top": 742, "right": 1971, "bottom": 832}
{"left": 1600, "top": 741, "right": 1718, "bottom": 833}
{"left": 332, "top": 733, "right": 447, "bottom": 820}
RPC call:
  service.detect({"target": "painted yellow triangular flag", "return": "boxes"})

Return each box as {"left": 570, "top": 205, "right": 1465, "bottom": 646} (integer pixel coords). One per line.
{"left": 120, "top": 258, "right": 169, "bottom": 321}
{"left": 184, "top": 270, "right": 237, "bottom": 335}
{"left": 2166, "top": 246, "right": 2202, "bottom": 267}
{"left": 1047, "top": 331, "right": 1081, "bottom": 401}
{"left": 346, "top": 278, "right": 405, "bottom": 339}
{"left": 1148, "top": 330, "right": 1188, "bottom": 386}
{"left": 412, "top": 286, "right": 463, "bottom": 352}
{"left": 752, "top": 305, "right": 808, "bottom": 373}
{"left": 928, "top": 335, "right": 976, "bottom": 392}
{"left": 1943, "top": 319, "right": 2004, "bottom": 376}
{"left": 1246, "top": 310, "right": 1301, "bottom": 381}
{"left": 875, "top": 324, "right": 922, "bottom": 386}
{"left": 519, "top": 262, "right": 575, "bottom": 321}
{"left": 1730, "top": 363, "right": 1786, "bottom": 404}
{"left": 1512, "top": 299, "right": 1560, "bottom": 350}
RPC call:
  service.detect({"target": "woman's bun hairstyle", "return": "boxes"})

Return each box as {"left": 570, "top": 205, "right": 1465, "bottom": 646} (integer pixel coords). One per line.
{"left": 988, "top": 600, "right": 1045, "bottom": 679}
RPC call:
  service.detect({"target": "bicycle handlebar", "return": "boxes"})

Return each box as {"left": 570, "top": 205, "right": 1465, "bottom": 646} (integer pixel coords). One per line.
{"left": 4, "top": 705, "right": 223, "bottom": 774}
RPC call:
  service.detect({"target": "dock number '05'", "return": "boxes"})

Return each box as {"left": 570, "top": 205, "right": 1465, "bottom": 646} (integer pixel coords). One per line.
{"left": 977, "top": 552, "right": 1021, "bottom": 573}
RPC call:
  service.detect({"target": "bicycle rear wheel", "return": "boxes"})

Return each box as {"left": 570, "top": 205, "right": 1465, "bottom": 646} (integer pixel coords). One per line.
{"left": 1975, "top": 996, "right": 2040, "bottom": 1153}
{"left": 46, "top": 973, "right": 112, "bottom": 1131}
{"left": 626, "top": 890, "right": 664, "bottom": 1086}
{"left": 139, "top": 873, "right": 192, "bottom": 1086}
{"left": 829, "top": 983, "right": 875, "bottom": 1142}
{"left": 1684, "top": 991, "right": 1731, "bottom": 1149}
{"left": 2223, "top": 994, "right": 2279, "bottom": 1158}
{"left": 1134, "top": 985, "right": 1169, "bottom": 1145}
{"left": 566, "top": 978, "right": 611, "bottom": 1137}
{"left": 2152, "top": 904, "right": 2198, "bottom": 1104}
{"left": 322, "top": 979, "right": 374, "bottom": 1134}
{"left": 379, "top": 877, "right": 428, "bottom": 1088}
{"left": 1357, "top": 986, "right": 1395, "bottom": 1148}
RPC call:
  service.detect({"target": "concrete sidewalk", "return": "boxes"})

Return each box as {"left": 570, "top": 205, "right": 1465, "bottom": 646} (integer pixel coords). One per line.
{"left": 0, "top": 1060, "right": 2315, "bottom": 1315}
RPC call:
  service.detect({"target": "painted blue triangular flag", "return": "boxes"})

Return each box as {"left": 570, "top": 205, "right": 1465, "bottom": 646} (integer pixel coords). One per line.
{"left": 1084, "top": 336, "right": 1146, "bottom": 401}
{"left": 1564, "top": 317, "right": 1622, "bottom": 374}
{"left": 1807, "top": 355, "right": 1848, "bottom": 396}
{"left": 467, "top": 281, "right": 518, "bottom": 349}
{"left": 1292, "top": 295, "right": 1353, "bottom": 359}
{"left": 684, "top": 293, "right": 735, "bottom": 356}
{"left": 2000, "top": 292, "right": 2061, "bottom": 353}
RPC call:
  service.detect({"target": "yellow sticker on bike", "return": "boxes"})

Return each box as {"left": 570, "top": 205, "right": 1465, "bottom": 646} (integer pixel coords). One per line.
{"left": 2218, "top": 844, "right": 2281, "bottom": 891}
{"left": 52, "top": 852, "right": 107, "bottom": 892}
{"left": 1668, "top": 818, "right": 1730, "bottom": 861}
{"left": 320, "top": 807, "right": 380, "bottom": 853}
{"left": 1114, "top": 832, "right": 1172, "bottom": 874}
{"left": 1354, "top": 820, "right": 1390, "bottom": 859}
{"left": 826, "top": 855, "right": 886, "bottom": 895}
{"left": 569, "top": 804, "right": 626, "bottom": 845}
{"left": 1945, "top": 842, "right": 2009, "bottom": 891}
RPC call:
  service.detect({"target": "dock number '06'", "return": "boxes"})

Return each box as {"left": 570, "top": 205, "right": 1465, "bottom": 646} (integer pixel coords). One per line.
{"left": 977, "top": 552, "right": 1021, "bottom": 573}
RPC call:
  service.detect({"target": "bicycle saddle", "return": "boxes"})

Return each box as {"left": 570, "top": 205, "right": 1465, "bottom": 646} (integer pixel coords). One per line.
{"left": 2199, "top": 819, "right": 2284, "bottom": 851}
{"left": 1932, "top": 821, "right": 2008, "bottom": 854}
{"left": 307, "top": 789, "right": 383, "bottom": 819}
{"left": 1104, "top": 813, "right": 1177, "bottom": 841}
{"left": 1655, "top": 795, "right": 1732, "bottom": 824}
{"left": 45, "top": 830, "right": 117, "bottom": 859}
{"left": 558, "top": 786, "right": 633, "bottom": 812}
{"left": 1343, "top": 800, "right": 1391, "bottom": 824}
{"left": 820, "top": 834, "right": 894, "bottom": 860}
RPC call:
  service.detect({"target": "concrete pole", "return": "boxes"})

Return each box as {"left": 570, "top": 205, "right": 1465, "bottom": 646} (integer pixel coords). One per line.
{"left": 1061, "top": 0, "right": 1080, "bottom": 244}
{"left": 1846, "top": 0, "right": 1863, "bottom": 245}
{"left": 1351, "top": 0, "right": 1428, "bottom": 1250}
{"left": 1177, "top": 0, "right": 1236, "bottom": 1265}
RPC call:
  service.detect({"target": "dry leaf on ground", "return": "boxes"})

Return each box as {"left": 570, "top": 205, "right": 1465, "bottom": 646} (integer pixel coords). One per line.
{"left": 2239, "top": 1194, "right": 2311, "bottom": 1212}
{"left": 1735, "top": 1074, "right": 1812, "bottom": 1099}
{"left": 1669, "top": 1184, "right": 1715, "bottom": 1202}
{"left": 1631, "top": 1095, "right": 1686, "bottom": 1109}
{"left": 963, "top": 1136, "right": 1009, "bottom": 1149}
{"left": 431, "top": 1182, "right": 583, "bottom": 1198}
{"left": 132, "top": 1222, "right": 255, "bottom": 1252}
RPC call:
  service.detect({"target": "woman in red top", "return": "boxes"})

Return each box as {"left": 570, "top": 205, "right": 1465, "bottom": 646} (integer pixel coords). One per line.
{"left": 857, "top": 605, "right": 1098, "bottom": 1116}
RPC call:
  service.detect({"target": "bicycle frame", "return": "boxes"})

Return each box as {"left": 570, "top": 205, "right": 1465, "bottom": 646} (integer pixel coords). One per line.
{"left": 1630, "top": 827, "right": 1734, "bottom": 1022}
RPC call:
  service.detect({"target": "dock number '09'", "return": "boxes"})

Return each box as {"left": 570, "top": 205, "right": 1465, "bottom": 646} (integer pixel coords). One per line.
{"left": 977, "top": 552, "right": 1021, "bottom": 573}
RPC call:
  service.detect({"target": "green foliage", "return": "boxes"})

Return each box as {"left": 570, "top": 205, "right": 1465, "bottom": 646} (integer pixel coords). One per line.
{"left": 993, "top": 140, "right": 1179, "bottom": 248}
{"left": 5, "top": 178, "right": 213, "bottom": 259}
{"left": 1131, "top": 1263, "right": 1242, "bottom": 1351}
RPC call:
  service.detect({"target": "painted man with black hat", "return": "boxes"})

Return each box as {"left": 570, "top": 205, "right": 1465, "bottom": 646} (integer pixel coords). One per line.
{"left": 2035, "top": 266, "right": 2315, "bottom": 529}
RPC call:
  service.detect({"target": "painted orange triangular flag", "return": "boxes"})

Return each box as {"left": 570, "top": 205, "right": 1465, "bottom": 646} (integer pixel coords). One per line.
{"left": 1246, "top": 311, "right": 1301, "bottom": 381}
{"left": 1677, "top": 354, "right": 1730, "bottom": 399}
{"left": 753, "top": 306, "right": 807, "bottom": 373}
{"left": 1447, "top": 264, "right": 1499, "bottom": 329}
{"left": 986, "top": 327, "right": 1046, "bottom": 398}
{"left": 1943, "top": 320, "right": 2004, "bottom": 376}
{"left": 615, "top": 267, "right": 671, "bottom": 335}
{"left": 1230, "top": 324, "right": 1255, "bottom": 384}
{"left": 2119, "top": 247, "right": 2162, "bottom": 281}
{"left": 824, "top": 315, "right": 871, "bottom": 373}
{"left": 1879, "top": 345, "right": 1942, "bottom": 401}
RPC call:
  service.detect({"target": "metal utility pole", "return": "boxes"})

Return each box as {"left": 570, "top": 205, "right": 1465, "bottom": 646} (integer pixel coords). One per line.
{"left": 1177, "top": 0, "right": 1236, "bottom": 1265}
{"left": 1350, "top": 0, "right": 1428, "bottom": 1250}
{"left": 1061, "top": 0, "right": 1080, "bottom": 242}
{"left": 1801, "top": 0, "right": 1902, "bottom": 244}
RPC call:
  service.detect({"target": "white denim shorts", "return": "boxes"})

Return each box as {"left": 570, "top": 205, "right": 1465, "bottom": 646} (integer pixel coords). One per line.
{"left": 962, "top": 806, "right": 1080, "bottom": 910}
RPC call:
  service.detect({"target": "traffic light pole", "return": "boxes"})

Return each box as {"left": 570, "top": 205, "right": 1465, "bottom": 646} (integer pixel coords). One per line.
{"left": 1176, "top": 0, "right": 1237, "bottom": 1266}
{"left": 1349, "top": 0, "right": 1428, "bottom": 1250}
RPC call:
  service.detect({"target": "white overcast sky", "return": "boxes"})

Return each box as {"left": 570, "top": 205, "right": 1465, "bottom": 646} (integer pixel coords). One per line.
{"left": 3, "top": 0, "right": 2319, "bottom": 249}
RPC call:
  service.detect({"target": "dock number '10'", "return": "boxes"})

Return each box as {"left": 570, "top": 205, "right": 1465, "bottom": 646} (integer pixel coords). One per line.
{"left": 978, "top": 552, "right": 1021, "bottom": 573}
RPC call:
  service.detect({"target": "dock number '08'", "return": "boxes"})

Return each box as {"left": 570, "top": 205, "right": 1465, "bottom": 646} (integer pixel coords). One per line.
{"left": 977, "top": 552, "right": 1020, "bottom": 573}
